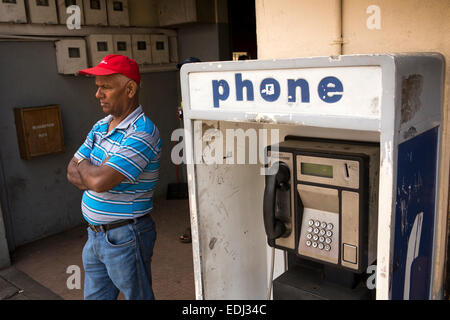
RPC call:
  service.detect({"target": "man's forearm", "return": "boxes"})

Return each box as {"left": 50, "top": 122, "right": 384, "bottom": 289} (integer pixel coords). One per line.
{"left": 67, "top": 158, "right": 88, "bottom": 190}
{"left": 76, "top": 156, "right": 124, "bottom": 193}
{"left": 76, "top": 159, "right": 102, "bottom": 191}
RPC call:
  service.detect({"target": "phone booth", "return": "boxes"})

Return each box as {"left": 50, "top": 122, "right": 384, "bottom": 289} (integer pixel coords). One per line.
{"left": 179, "top": 54, "right": 445, "bottom": 300}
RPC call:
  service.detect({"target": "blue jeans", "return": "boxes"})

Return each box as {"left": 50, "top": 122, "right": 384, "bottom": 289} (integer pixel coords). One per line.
{"left": 82, "top": 215, "right": 157, "bottom": 300}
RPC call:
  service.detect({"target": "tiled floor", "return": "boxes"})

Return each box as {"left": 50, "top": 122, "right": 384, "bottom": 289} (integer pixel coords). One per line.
{"left": 9, "top": 198, "right": 195, "bottom": 300}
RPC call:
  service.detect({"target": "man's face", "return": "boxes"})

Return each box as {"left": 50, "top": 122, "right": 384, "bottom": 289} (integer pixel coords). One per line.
{"left": 95, "top": 74, "right": 130, "bottom": 117}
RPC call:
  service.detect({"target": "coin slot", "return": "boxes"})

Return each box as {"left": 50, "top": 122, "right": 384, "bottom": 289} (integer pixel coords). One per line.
{"left": 344, "top": 163, "right": 350, "bottom": 179}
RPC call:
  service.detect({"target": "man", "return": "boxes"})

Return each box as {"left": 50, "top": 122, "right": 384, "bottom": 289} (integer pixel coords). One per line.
{"left": 66, "top": 54, "right": 161, "bottom": 300}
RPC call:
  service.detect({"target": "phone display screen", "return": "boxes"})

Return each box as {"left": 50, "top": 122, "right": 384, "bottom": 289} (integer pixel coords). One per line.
{"left": 301, "top": 162, "right": 333, "bottom": 178}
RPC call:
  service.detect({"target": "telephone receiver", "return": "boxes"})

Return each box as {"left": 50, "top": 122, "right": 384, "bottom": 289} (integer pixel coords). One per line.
{"left": 263, "top": 162, "right": 292, "bottom": 240}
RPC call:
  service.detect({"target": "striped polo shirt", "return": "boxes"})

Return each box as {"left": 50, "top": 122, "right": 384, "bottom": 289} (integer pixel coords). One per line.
{"left": 74, "top": 105, "right": 161, "bottom": 225}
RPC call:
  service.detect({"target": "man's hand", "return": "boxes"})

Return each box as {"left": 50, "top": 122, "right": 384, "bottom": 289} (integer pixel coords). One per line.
{"left": 67, "top": 156, "right": 126, "bottom": 193}
{"left": 67, "top": 157, "right": 88, "bottom": 190}
{"left": 77, "top": 156, "right": 126, "bottom": 193}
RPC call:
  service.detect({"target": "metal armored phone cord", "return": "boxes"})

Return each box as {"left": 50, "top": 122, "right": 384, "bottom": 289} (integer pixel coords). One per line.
{"left": 266, "top": 246, "right": 276, "bottom": 300}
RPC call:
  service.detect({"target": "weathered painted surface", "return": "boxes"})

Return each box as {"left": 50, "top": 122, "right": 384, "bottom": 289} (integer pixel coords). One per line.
{"left": 392, "top": 127, "right": 439, "bottom": 299}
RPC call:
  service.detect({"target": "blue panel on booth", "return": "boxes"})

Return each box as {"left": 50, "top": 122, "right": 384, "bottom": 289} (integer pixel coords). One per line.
{"left": 392, "top": 127, "right": 439, "bottom": 299}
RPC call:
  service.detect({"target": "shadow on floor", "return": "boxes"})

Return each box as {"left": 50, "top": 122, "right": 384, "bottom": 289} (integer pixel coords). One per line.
{"left": 7, "top": 198, "right": 195, "bottom": 300}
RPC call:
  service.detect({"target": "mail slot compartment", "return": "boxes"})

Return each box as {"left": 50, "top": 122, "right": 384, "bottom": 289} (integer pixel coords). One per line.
{"left": 55, "top": 39, "right": 88, "bottom": 74}
{"left": 106, "top": 0, "right": 129, "bottom": 26}
{"left": 0, "top": 0, "right": 27, "bottom": 23}
{"left": 113, "top": 34, "right": 132, "bottom": 58}
{"left": 14, "top": 105, "right": 65, "bottom": 160}
{"left": 86, "top": 34, "right": 114, "bottom": 66}
{"left": 27, "top": 0, "right": 58, "bottom": 24}
{"left": 150, "top": 34, "right": 169, "bottom": 64}
{"left": 83, "top": 0, "right": 107, "bottom": 25}
{"left": 131, "top": 34, "right": 151, "bottom": 65}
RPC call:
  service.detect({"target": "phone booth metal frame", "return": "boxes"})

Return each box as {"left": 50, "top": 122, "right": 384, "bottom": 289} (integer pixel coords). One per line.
{"left": 179, "top": 54, "right": 445, "bottom": 300}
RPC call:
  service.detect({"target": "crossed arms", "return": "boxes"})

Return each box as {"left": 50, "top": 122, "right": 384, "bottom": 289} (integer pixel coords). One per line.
{"left": 67, "top": 120, "right": 160, "bottom": 193}
{"left": 66, "top": 156, "right": 126, "bottom": 193}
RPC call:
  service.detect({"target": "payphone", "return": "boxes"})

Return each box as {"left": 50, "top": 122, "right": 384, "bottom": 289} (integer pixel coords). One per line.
{"left": 264, "top": 137, "right": 379, "bottom": 299}
{"left": 180, "top": 53, "right": 445, "bottom": 300}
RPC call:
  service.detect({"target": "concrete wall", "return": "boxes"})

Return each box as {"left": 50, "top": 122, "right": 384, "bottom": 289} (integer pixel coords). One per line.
{"left": 128, "top": 0, "right": 160, "bottom": 27}
{"left": 177, "top": 23, "right": 230, "bottom": 62}
{"left": 0, "top": 41, "right": 179, "bottom": 250}
{"left": 255, "top": 0, "right": 450, "bottom": 299}
{"left": 256, "top": 0, "right": 342, "bottom": 58}
{"left": 0, "top": 206, "right": 10, "bottom": 268}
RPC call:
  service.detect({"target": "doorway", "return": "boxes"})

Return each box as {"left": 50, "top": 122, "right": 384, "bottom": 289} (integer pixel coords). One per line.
{"left": 228, "top": 0, "right": 257, "bottom": 60}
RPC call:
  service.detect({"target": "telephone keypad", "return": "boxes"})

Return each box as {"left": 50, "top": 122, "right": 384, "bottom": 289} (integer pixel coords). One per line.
{"left": 304, "top": 219, "right": 334, "bottom": 252}
{"left": 298, "top": 208, "right": 339, "bottom": 264}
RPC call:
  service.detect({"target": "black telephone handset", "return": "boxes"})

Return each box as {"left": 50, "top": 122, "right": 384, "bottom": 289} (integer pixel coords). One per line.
{"left": 263, "top": 162, "right": 291, "bottom": 241}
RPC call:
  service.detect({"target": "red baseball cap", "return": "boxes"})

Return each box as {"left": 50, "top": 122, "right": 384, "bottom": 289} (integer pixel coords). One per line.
{"left": 78, "top": 54, "right": 141, "bottom": 84}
